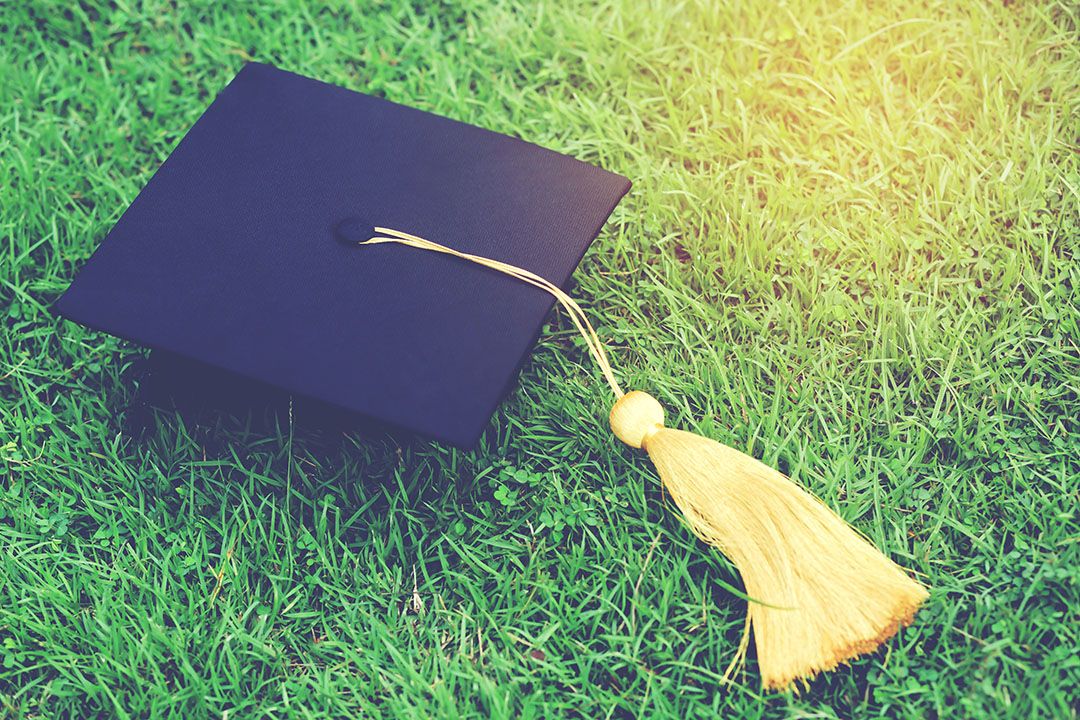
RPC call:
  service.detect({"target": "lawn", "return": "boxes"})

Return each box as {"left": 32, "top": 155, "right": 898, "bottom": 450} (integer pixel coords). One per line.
{"left": 2, "top": 0, "right": 1078, "bottom": 717}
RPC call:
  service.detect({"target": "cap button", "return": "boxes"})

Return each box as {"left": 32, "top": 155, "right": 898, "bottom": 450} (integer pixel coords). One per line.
{"left": 334, "top": 216, "right": 374, "bottom": 246}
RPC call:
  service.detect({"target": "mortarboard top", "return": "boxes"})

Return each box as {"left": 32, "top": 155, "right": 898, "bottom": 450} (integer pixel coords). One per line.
{"left": 56, "top": 62, "right": 631, "bottom": 447}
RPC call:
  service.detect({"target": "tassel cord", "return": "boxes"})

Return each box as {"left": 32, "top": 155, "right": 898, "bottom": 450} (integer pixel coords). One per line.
{"left": 362, "top": 227, "right": 625, "bottom": 398}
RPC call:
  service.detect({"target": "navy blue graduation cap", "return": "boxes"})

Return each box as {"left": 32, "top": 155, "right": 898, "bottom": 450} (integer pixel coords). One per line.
{"left": 56, "top": 62, "right": 928, "bottom": 691}
{"left": 57, "top": 62, "right": 630, "bottom": 447}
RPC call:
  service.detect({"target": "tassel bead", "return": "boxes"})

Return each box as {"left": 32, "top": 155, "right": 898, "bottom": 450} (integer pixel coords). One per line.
{"left": 610, "top": 391, "right": 665, "bottom": 449}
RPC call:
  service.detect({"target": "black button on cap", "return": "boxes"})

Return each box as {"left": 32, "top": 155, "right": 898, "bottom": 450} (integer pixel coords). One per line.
{"left": 334, "top": 216, "right": 374, "bottom": 246}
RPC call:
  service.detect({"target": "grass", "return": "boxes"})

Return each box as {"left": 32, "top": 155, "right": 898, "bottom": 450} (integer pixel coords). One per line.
{"left": 1, "top": 0, "right": 1078, "bottom": 716}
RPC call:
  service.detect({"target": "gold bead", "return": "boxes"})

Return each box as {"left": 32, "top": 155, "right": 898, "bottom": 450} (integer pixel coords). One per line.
{"left": 609, "top": 391, "right": 665, "bottom": 449}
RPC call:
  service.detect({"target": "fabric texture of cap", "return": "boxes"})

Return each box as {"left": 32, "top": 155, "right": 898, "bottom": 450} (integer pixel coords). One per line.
{"left": 56, "top": 62, "right": 631, "bottom": 447}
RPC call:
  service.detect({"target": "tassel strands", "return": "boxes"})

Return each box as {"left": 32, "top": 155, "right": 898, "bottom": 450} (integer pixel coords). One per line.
{"left": 610, "top": 391, "right": 928, "bottom": 690}
{"left": 358, "top": 227, "right": 928, "bottom": 690}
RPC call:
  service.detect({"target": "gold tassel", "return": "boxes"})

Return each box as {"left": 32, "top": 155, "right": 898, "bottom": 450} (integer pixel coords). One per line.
{"left": 610, "top": 390, "right": 928, "bottom": 690}
{"left": 356, "top": 226, "right": 928, "bottom": 690}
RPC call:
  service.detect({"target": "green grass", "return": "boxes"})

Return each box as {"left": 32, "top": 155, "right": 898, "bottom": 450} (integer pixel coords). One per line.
{"left": 2, "top": 0, "right": 1078, "bottom": 717}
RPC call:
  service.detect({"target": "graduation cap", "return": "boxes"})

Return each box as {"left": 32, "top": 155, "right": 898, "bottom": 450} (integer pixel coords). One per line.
{"left": 57, "top": 62, "right": 927, "bottom": 690}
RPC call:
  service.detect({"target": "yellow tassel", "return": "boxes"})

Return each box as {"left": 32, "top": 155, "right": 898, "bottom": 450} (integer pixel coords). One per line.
{"left": 610, "top": 390, "right": 929, "bottom": 690}
{"left": 356, "top": 227, "right": 928, "bottom": 690}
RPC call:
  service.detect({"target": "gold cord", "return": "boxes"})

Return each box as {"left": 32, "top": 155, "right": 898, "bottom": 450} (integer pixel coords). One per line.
{"left": 360, "top": 227, "right": 624, "bottom": 397}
